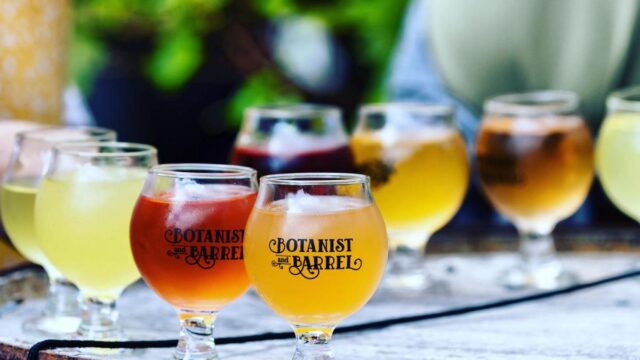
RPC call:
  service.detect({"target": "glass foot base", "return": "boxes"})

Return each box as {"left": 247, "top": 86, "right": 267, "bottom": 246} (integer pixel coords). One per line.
{"left": 292, "top": 344, "right": 333, "bottom": 360}
{"left": 71, "top": 347, "right": 144, "bottom": 358}
{"left": 381, "top": 244, "right": 451, "bottom": 297}
{"left": 500, "top": 262, "right": 578, "bottom": 290}
{"left": 378, "top": 270, "right": 451, "bottom": 297}
{"left": 174, "top": 348, "right": 219, "bottom": 360}
{"left": 23, "top": 315, "right": 81, "bottom": 336}
{"left": 174, "top": 309, "right": 218, "bottom": 360}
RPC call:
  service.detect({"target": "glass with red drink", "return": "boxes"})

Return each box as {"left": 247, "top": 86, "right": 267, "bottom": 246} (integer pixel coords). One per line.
{"left": 230, "top": 104, "right": 355, "bottom": 175}
{"left": 130, "top": 164, "right": 257, "bottom": 359}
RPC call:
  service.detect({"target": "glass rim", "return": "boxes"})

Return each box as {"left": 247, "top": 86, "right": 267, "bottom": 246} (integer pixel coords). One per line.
{"left": 17, "top": 126, "right": 116, "bottom": 144}
{"left": 150, "top": 163, "right": 257, "bottom": 179}
{"left": 261, "top": 172, "right": 369, "bottom": 186}
{"left": 245, "top": 103, "right": 341, "bottom": 120}
{"left": 359, "top": 102, "right": 454, "bottom": 117}
{"left": 607, "top": 86, "right": 640, "bottom": 112}
{"left": 52, "top": 141, "right": 157, "bottom": 158}
{"left": 484, "top": 90, "right": 579, "bottom": 116}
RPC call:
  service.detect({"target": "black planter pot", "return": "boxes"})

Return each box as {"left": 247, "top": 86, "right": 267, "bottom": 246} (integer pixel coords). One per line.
{"left": 88, "top": 34, "right": 241, "bottom": 164}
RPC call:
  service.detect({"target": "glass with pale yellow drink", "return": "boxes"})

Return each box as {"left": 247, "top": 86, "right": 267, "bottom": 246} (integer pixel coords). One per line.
{"left": 36, "top": 142, "right": 156, "bottom": 341}
{"left": 477, "top": 91, "right": 594, "bottom": 290}
{"left": 597, "top": 87, "right": 640, "bottom": 223}
{"left": 0, "top": 126, "right": 115, "bottom": 335}
{"left": 351, "top": 103, "right": 468, "bottom": 291}
{"left": 244, "top": 173, "right": 387, "bottom": 360}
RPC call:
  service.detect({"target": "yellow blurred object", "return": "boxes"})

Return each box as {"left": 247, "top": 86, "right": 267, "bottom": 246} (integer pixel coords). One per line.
{"left": 0, "top": 0, "right": 69, "bottom": 124}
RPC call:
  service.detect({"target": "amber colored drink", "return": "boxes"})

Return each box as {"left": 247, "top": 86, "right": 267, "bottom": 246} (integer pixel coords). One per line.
{"left": 244, "top": 194, "right": 387, "bottom": 325}
{"left": 476, "top": 116, "right": 594, "bottom": 229}
{"left": 351, "top": 128, "right": 468, "bottom": 248}
{"left": 130, "top": 185, "right": 257, "bottom": 311}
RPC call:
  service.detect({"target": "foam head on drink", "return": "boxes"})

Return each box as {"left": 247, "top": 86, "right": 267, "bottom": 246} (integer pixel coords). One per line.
{"left": 244, "top": 190, "right": 387, "bottom": 326}
{"left": 131, "top": 183, "right": 257, "bottom": 310}
{"left": 36, "top": 166, "right": 147, "bottom": 300}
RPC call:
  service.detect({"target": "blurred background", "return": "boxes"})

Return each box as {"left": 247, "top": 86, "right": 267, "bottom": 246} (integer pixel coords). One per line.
{"left": 2, "top": 0, "right": 639, "bottom": 232}
{"left": 69, "top": 0, "right": 406, "bottom": 164}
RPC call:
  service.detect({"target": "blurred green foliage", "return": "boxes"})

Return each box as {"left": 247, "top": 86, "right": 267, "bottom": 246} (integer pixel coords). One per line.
{"left": 72, "top": 0, "right": 408, "bottom": 125}
{"left": 73, "top": 0, "right": 227, "bottom": 92}
{"left": 226, "top": 69, "right": 304, "bottom": 125}
{"left": 252, "top": 0, "right": 408, "bottom": 100}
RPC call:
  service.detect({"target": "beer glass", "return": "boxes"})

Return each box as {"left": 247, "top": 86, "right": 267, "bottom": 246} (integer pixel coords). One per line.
{"left": 244, "top": 173, "right": 388, "bottom": 360}
{"left": 131, "top": 164, "right": 257, "bottom": 359}
{"left": 597, "top": 87, "right": 640, "bottom": 222}
{"left": 351, "top": 103, "right": 469, "bottom": 291}
{"left": 476, "top": 91, "right": 594, "bottom": 289}
{"left": 1, "top": 126, "right": 116, "bottom": 334}
{"left": 230, "top": 104, "right": 354, "bottom": 176}
{"left": 36, "top": 142, "right": 157, "bottom": 340}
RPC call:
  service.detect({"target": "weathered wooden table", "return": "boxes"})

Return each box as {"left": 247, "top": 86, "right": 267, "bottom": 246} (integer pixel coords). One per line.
{"left": 1, "top": 230, "right": 639, "bottom": 359}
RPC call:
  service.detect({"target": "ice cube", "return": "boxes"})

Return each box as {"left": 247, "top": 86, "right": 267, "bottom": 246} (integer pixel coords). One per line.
{"left": 280, "top": 190, "right": 367, "bottom": 213}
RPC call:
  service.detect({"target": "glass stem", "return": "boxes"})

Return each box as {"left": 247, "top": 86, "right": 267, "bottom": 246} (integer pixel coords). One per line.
{"left": 292, "top": 326, "right": 334, "bottom": 360}
{"left": 175, "top": 310, "right": 218, "bottom": 360}
{"left": 384, "top": 234, "right": 430, "bottom": 291}
{"left": 390, "top": 242, "right": 427, "bottom": 273}
{"left": 45, "top": 276, "right": 78, "bottom": 318}
{"left": 518, "top": 230, "right": 557, "bottom": 269}
{"left": 79, "top": 296, "right": 122, "bottom": 340}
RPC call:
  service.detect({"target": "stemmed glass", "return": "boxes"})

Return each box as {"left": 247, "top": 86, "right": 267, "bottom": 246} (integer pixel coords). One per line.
{"left": 230, "top": 104, "right": 354, "bottom": 175}
{"left": 476, "top": 91, "right": 594, "bottom": 289}
{"left": 351, "top": 103, "right": 469, "bottom": 291}
{"left": 597, "top": 87, "right": 640, "bottom": 224}
{"left": 244, "top": 173, "right": 388, "bottom": 359}
{"left": 35, "top": 142, "right": 156, "bottom": 340}
{"left": 130, "top": 164, "right": 258, "bottom": 359}
{"left": 0, "top": 126, "right": 116, "bottom": 334}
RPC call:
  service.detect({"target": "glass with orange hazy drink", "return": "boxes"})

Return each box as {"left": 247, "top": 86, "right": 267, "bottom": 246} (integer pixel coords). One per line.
{"left": 130, "top": 164, "right": 257, "bottom": 360}
{"left": 244, "top": 173, "right": 388, "bottom": 360}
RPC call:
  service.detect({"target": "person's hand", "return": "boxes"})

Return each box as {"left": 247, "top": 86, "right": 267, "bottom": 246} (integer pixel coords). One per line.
{"left": 0, "top": 120, "right": 44, "bottom": 179}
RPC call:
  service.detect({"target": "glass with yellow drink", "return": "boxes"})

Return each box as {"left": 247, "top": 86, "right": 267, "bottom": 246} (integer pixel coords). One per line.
{"left": 244, "top": 173, "right": 388, "bottom": 360}
{"left": 36, "top": 142, "right": 156, "bottom": 341}
{"left": 0, "top": 126, "right": 115, "bottom": 335}
{"left": 597, "top": 87, "right": 640, "bottom": 223}
{"left": 477, "top": 91, "right": 594, "bottom": 289}
{"left": 351, "top": 103, "right": 468, "bottom": 291}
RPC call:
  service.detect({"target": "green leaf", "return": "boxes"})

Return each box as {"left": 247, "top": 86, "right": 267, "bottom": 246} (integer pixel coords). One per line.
{"left": 145, "top": 30, "right": 203, "bottom": 91}
{"left": 251, "top": 0, "right": 297, "bottom": 17}
{"left": 69, "top": 31, "right": 107, "bottom": 94}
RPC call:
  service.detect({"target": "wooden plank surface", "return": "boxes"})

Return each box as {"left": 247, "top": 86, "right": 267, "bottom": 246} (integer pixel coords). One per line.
{"left": 0, "top": 252, "right": 639, "bottom": 359}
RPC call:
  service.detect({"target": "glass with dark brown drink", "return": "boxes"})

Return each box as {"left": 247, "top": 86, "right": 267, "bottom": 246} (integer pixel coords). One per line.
{"left": 230, "top": 105, "right": 354, "bottom": 175}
